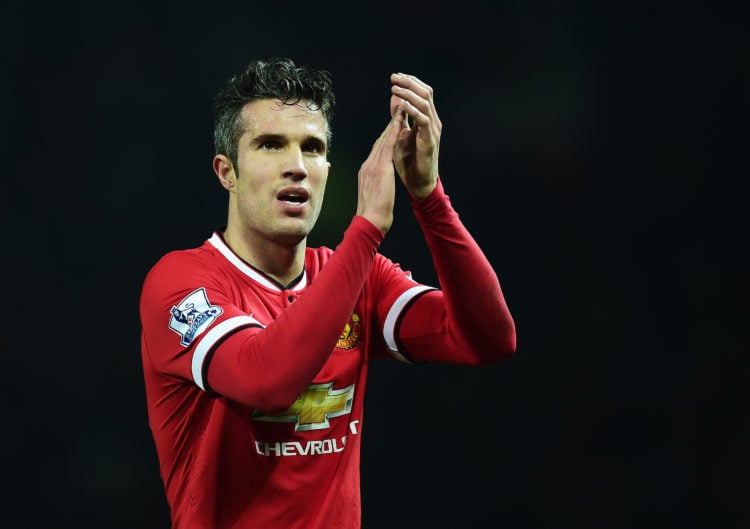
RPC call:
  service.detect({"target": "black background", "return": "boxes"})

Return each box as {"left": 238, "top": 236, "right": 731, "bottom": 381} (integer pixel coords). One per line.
{"left": 4, "top": 1, "right": 747, "bottom": 527}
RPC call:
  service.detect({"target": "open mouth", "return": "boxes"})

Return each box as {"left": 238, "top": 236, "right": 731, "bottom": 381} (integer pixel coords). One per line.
{"left": 279, "top": 193, "right": 306, "bottom": 203}
{"left": 277, "top": 187, "right": 310, "bottom": 206}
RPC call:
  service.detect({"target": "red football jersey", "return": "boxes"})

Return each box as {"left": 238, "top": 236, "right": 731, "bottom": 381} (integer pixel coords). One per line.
{"left": 140, "top": 218, "right": 434, "bottom": 529}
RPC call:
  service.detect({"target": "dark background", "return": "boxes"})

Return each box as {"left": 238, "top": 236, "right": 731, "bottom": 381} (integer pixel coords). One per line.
{"left": 5, "top": 1, "right": 746, "bottom": 527}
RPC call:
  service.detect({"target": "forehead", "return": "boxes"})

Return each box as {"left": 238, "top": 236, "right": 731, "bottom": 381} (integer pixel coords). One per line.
{"left": 239, "top": 99, "right": 328, "bottom": 138}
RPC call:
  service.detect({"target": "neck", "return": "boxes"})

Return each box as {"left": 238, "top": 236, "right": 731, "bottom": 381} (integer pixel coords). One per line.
{"left": 222, "top": 226, "right": 306, "bottom": 287}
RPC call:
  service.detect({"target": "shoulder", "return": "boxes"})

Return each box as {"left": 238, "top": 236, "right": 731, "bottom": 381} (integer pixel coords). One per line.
{"left": 141, "top": 240, "right": 222, "bottom": 294}
{"left": 146, "top": 244, "right": 210, "bottom": 276}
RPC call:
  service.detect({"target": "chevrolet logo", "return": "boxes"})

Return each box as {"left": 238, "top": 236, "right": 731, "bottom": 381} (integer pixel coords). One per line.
{"left": 252, "top": 383, "right": 355, "bottom": 431}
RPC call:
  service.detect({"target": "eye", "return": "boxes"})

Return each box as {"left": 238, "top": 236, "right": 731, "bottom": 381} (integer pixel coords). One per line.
{"left": 302, "top": 140, "right": 325, "bottom": 154}
{"left": 260, "top": 139, "right": 282, "bottom": 150}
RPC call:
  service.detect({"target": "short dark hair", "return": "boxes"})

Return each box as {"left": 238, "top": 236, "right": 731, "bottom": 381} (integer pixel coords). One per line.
{"left": 213, "top": 57, "right": 336, "bottom": 168}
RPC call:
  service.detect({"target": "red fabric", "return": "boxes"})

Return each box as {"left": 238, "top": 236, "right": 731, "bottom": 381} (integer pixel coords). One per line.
{"left": 397, "top": 178, "right": 516, "bottom": 363}
{"left": 138, "top": 180, "right": 516, "bottom": 529}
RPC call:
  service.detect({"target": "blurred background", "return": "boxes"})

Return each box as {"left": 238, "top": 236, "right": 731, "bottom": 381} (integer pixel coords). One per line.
{"left": 4, "top": 0, "right": 746, "bottom": 527}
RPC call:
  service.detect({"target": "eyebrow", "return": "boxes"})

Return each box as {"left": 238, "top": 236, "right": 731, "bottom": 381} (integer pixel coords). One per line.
{"left": 253, "top": 133, "right": 327, "bottom": 148}
{"left": 252, "top": 133, "right": 286, "bottom": 144}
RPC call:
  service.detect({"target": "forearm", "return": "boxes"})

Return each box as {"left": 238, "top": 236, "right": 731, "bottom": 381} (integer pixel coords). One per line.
{"left": 406, "top": 178, "right": 516, "bottom": 363}
{"left": 208, "top": 216, "right": 383, "bottom": 410}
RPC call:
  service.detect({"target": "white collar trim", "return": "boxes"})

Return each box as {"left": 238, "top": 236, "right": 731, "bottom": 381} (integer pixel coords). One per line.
{"left": 207, "top": 232, "right": 307, "bottom": 292}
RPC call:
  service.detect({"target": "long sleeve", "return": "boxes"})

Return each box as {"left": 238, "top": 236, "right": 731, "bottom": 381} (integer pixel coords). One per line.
{"left": 205, "top": 216, "right": 384, "bottom": 410}
{"left": 397, "top": 178, "right": 516, "bottom": 364}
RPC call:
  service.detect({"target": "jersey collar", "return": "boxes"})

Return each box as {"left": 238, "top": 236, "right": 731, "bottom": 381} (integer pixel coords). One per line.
{"left": 207, "top": 232, "right": 307, "bottom": 292}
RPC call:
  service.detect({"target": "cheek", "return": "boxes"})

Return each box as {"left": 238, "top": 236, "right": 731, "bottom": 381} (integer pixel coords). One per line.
{"left": 236, "top": 161, "right": 270, "bottom": 194}
{"left": 235, "top": 177, "right": 266, "bottom": 214}
{"left": 307, "top": 162, "right": 328, "bottom": 188}
{"left": 310, "top": 159, "right": 330, "bottom": 182}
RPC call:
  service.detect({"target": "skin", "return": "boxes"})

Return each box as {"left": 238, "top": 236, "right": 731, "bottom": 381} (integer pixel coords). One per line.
{"left": 213, "top": 100, "right": 331, "bottom": 285}
{"left": 389, "top": 72, "right": 442, "bottom": 200}
{"left": 212, "top": 72, "right": 440, "bottom": 286}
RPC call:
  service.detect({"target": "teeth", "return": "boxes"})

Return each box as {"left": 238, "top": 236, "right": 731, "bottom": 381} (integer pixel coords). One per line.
{"left": 279, "top": 189, "right": 307, "bottom": 202}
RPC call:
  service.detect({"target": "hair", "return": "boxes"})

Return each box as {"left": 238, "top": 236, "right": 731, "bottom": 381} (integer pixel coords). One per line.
{"left": 213, "top": 57, "right": 336, "bottom": 169}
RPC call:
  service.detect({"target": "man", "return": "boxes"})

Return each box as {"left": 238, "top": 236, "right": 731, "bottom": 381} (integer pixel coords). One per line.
{"left": 139, "top": 57, "right": 516, "bottom": 529}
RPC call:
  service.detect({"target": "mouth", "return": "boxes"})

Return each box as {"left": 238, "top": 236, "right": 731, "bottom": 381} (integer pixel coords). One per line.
{"left": 276, "top": 187, "right": 310, "bottom": 207}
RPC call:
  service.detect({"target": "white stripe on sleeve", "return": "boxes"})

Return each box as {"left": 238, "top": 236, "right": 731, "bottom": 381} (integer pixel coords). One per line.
{"left": 383, "top": 285, "right": 434, "bottom": 362}
{"left": 191, "top": 315, "right": 263, "bottom": 391}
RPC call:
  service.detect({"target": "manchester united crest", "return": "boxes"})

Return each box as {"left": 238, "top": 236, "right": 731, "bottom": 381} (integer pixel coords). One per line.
{"left": 336, "top": 312, "right": 361, "bottom": 349}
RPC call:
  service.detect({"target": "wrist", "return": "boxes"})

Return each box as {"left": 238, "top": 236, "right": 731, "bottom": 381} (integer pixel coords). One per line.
{"left": 407, "top": 181, "right": 437, "bottom": 201}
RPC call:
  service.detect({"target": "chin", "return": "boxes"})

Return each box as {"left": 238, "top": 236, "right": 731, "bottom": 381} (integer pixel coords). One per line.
{"left": 272, "top": 223, "right": 311, "bottom": 245}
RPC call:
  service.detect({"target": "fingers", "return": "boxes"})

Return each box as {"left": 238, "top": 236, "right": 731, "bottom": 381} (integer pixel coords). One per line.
{"left": 373, "top": 103, "right": 406, "bottom": 157}
{"left": 389, "top": 94, "right": 408, "bottom": 126}
{"left": 355, "top": 106, "right": 406, "bottom": 232}
{"left": 390, "top": 73, "right": 442, "bottom": 137}
{"left": 388, "top": 73, "right": 440, "bottom": 199}
{"left": 389, "top": 94, "right": 401, "bottom": 118}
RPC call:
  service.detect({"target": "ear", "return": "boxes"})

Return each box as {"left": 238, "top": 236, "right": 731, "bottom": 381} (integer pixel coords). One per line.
{"left": 213, "top": 154, "right": 236, "bottom": 191}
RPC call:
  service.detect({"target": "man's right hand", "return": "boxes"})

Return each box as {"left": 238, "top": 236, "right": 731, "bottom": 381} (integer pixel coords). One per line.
{"left": 355, "top": 105, "right": 406, "bottom": 234}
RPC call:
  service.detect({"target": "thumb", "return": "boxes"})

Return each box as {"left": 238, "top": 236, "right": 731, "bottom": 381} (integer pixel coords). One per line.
{"left": 390, "top": 94, "right": 405, "bottom": 118}
{"left": 390, "top": 95, "right": 411, "bottom": 132}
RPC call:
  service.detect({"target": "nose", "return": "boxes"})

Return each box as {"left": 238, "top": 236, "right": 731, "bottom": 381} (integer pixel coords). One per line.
{"left": 282, "top": 146, "right": 308, "bottom": 181}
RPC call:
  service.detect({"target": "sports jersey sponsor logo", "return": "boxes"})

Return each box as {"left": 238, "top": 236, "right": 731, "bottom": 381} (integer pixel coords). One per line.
{"left": 336, "top": 312, "right": 361, "bottom": 350}
{"left": 252, "top": 382, "right": 355, "bottom": 431}
{"left": 168, "top": 288, "right": 223, "bottom": 346}
{"left": 254, "top": 420, "right": 360, "bottom": 457}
